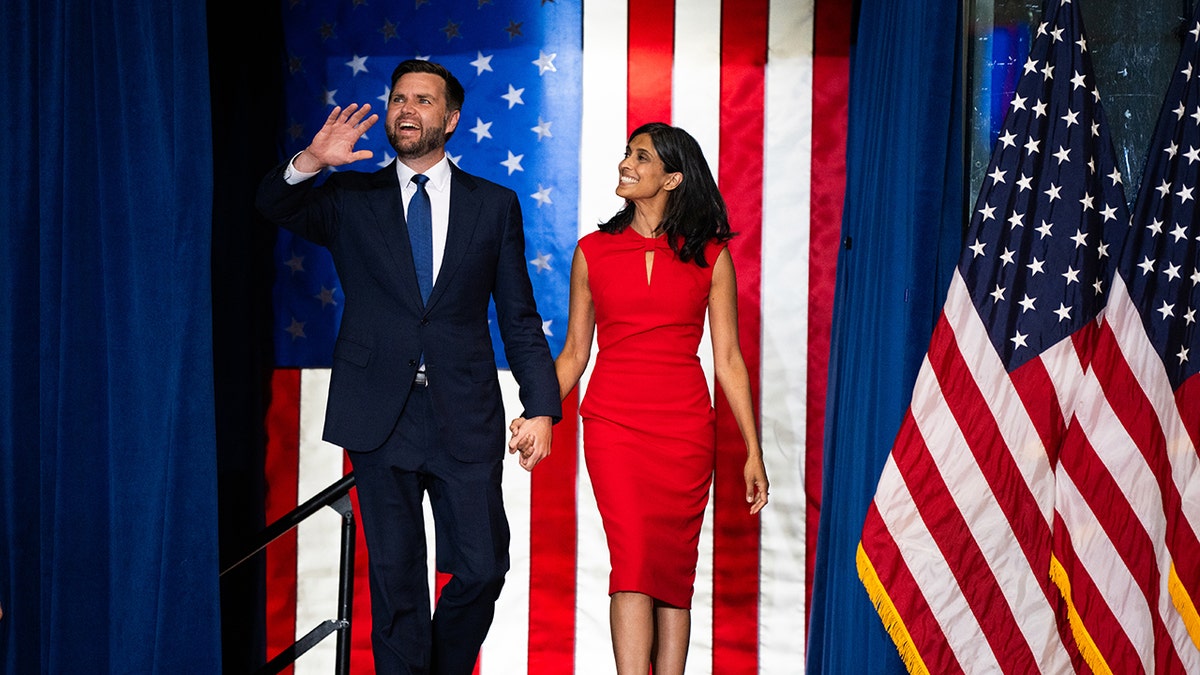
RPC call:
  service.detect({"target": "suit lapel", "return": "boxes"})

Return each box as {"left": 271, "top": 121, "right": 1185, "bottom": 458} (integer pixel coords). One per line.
{"left": 425, "top": 164, "right": 481, "bottom": 310}
{"left": 364, "top": 162, "right": 425, "bottom": 308}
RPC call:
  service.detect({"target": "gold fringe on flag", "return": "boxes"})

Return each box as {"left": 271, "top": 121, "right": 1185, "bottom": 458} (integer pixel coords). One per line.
{"left": 1048, "top": 554, "right": 1113, "bottom": 675}
{"left": 856, "top": 542, "right": 930, "bottom": 675}
{"left": 1169, "top": 561, "right": 1200, "bottom": 651}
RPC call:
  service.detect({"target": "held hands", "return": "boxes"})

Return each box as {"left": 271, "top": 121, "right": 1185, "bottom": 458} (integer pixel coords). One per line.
{"left": 508, "top": 416, "right": 553, "bottom": 471}
{"left": 745, "top": 454, "right": 769, "bottom": 515}
{"left": 293, "top": 103, "right": 379, "bottom": 173}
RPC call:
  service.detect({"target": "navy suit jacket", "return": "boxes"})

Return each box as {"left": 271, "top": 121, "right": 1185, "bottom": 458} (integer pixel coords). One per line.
{"left": 256, "top": 160, "right": 561, "bottom": 460}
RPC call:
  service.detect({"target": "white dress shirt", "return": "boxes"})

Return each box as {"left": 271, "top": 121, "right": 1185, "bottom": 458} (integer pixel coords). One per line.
{"left": 394, "top": 156, "right": 452, "bottom": 286}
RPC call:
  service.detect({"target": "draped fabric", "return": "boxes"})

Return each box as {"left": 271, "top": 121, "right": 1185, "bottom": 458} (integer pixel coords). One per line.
{"left": 806, "top": 0, "right": 965, "bottom": 672}
{"left": 0, "top": 1, "right": 221, "bottom": 671}
{"left": 858, "top": 0, "right": 1133, "bottom": 668}
{"left": 1051, "top": 1, "right": 1200, "bottom": 664}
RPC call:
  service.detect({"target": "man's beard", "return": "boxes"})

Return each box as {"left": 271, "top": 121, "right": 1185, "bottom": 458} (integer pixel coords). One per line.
{"left": 388, "top": 119, "right": 445, "bottom": 159}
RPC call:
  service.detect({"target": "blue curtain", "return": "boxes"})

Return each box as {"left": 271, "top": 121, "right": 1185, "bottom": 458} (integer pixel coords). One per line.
{"left": 806, "top": 1, "right": 964, "bottom": 672}
{"left": 0, "top": 1, "right": 220, "bottom": 671}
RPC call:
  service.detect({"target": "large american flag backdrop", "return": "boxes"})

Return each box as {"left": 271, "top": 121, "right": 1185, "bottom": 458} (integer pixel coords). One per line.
{"left": 858, "top": 0, "right": 1200, "bottom": 672}
{"left": 263, "top": 0, "right": 847, "bottom": 673}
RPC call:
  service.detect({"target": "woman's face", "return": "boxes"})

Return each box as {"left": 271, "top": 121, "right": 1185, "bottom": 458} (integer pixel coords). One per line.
{"left": 616, "top": 133, "right": 681, "bottom": 202}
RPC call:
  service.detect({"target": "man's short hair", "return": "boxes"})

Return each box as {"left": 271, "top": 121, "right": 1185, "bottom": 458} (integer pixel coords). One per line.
{"left": 389, "top": 60, "right": 465, "bottom": 112}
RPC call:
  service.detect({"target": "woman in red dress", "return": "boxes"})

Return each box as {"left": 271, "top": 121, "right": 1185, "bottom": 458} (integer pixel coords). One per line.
{"left": 511, "top": 122, "right": 768, "bottom": 674}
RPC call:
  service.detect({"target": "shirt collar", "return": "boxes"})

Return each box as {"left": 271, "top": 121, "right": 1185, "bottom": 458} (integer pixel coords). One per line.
{"left": 396, "top": 155, "right": 452, "bottom": 193}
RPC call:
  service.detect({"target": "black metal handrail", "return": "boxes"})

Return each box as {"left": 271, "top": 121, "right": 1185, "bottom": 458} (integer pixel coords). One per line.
{"left": 221, "top": 472, "right": 358, "bottom": 675}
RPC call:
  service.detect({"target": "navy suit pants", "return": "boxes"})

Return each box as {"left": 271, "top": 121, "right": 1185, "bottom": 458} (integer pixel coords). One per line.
{"left": 348, "top": 384, "right": 510, "bottom": 675}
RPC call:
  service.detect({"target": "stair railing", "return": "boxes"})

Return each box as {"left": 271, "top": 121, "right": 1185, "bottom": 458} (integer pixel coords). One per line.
{"left": 221, "top": 473, "right": 358, "bottom": 675}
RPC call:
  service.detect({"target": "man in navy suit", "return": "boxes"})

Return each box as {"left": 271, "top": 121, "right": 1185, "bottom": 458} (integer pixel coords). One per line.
{"left": 257, "top": 60, "right": 561, "bottom": 675}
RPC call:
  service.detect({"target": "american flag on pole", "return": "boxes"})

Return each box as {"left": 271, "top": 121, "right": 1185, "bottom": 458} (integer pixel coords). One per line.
{"left": 263, "top": 0, "right": 844, "bottom": 672}
{"left": 858, "top": 0, "right": 1135, "bottom": 671}
{"left": 1049, "top": 3, "right": 1200, "bottom": 670}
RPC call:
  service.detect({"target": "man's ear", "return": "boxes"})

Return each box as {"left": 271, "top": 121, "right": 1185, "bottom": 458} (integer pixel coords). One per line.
{"left": 445, "top": 108, "right": 461, "bottom": 135}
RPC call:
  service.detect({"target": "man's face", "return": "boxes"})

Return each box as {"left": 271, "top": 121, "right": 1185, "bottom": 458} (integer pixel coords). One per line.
{"left": 385, "top": 72, "right": 461, "bottom": 162}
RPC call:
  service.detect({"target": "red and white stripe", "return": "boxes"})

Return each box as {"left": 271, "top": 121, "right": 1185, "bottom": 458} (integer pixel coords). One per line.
{"left": 859, "top": 271, "right": 1077, "bottom": 673}
{"left": 859, "top": 277, "right": 1200, "bottom": 673}
{"left": 266, "top": 0, "right": 846, "bottom": 672}
{"left": 1051, "top": 275, "right": 1200, "bottom": 672}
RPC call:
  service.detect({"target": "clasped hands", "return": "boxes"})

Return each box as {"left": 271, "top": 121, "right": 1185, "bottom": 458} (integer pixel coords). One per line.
{"left": 508, "top": 415, "right": 553, "bottom": 471}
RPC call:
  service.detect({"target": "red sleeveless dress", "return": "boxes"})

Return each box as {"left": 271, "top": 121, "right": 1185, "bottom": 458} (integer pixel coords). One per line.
{"left": 578, "top": 227, "right": 722, "bottom": 609}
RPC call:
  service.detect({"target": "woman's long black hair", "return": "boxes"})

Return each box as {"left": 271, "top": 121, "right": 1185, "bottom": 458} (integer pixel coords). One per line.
{"left": 598, "top": 122, "right": 733, "bottom": 267}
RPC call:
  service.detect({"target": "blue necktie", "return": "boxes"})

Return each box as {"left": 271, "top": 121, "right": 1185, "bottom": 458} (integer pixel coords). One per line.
{"left": 408, "top": 174, "right": 433, "bottom": 304}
